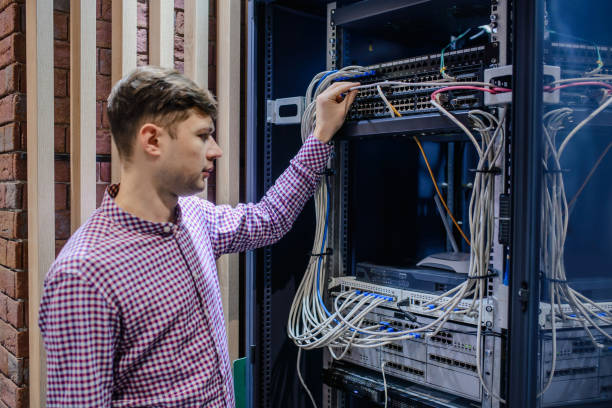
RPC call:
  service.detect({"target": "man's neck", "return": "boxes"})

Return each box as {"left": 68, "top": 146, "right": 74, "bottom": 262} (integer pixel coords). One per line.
{"left": 114, "top": 172, "right": 178, "bottom": 223}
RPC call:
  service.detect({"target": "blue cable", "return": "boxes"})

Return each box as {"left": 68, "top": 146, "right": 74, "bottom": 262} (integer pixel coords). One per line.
{"left": 316, "top": 176, "right": 333, "bottom": 317}
{"left": 315, "top": 70, "right": 337, "bottom": 92}
{"left": 503, "top": 256, "right": 509, "bottom": 286}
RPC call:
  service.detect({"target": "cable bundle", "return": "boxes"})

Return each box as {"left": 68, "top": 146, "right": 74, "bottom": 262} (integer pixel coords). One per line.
{"left": 540, "top": 80, "right": 612, "bottom": 395}
{"left": 288, "top": 69, "right": 514, "bottom": 405}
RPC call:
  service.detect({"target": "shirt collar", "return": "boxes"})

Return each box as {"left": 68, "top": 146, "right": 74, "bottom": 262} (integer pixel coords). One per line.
{"left": 101, "top": 184, "right": 183, "bottom": 236}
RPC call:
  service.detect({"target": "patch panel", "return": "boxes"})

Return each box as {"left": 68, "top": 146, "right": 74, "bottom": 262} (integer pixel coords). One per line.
{"left": 337, "top": 44, "right": 498, "bottom": 121}
{"left": 429, "top": 353, "right": 478, "bottom": 373}
{"left": 547, "top": 366, "right": 597, "bottom": 378}
{"left": 384, "top": 361, "right": 425, "bottom": 378}
{"left": 332, "top": 276, "right": 494, "bottom": 326}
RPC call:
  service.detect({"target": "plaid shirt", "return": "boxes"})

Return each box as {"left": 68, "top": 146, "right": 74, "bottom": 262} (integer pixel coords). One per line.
{"left": 39, "top": 135, "right": 332, "bottom": 407}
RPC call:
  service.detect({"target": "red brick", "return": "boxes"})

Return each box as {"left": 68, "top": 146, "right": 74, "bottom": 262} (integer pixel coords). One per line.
{"left": 0, "top": 123, "right": 20, "bottom": 153}
{"left": 55, "top": 239, "right": 67, "bottom": 256}
{"left": 54, "top": 160, "right": 70, "bottom": 182}
{"left": 0, "top": 94, "right": 26, "bottom": 125}
{"left": 0, "top": 239, "right": 23, "bottom": 270}
{"left": 100, "top": 161, "right": 111, "bottom": 182}
{"left": 174, "top": 60, "right": 184, "bottom": 74}
{"left": 98, "top": 48, "right": 111, "bottom": 75}
{"left": 55, "top": 183, "right": 68, "bottom": 211}
{"left": 0, "top": 292, "right": 25, "bottom": 328}
{"left": 0, "top": 320, "right": 26, "bottom": 357}
{"left": 0, "top": 4, "right": 19, "bottom": 42}
{"left": 99, "top": 0, "right": 112, "bottom": 21}
{"left": 96, "top": 182, "right": 107, "bottom": 207}
{"left": 137, "top": 1, "right": 148, "bottom": 28}
{"left": 55, "top": 210, "right": 70, "bottom": 240}
{"left": 137, "top": 28, "right": 148, "bottom": 54}
{"left": 0, "top": 63, "right": 24, "bottom": 98}
{"left": 0, "top": 211, "right": 25, "bottom": 240}
{"left": 0, "top": 154, "right": 25, "bottom": 182}
{"left": 174, "top": 34, "right": 184, "bottom": 61}
{"left": 0, "top": 34, "right": 25, "bottom": 70}
{"left": 0, "top": 183, "right": 22, "bottom": 209}
{"left": 96, "top": 74, "right": 111, "bottom": 101}
{"left": 54, "top": 125, "right": 67, "bottom": 153}
{"left": 102, "top": 103, "right": 110, "bottom": 128}
{"left": 0, "top": 267, "right": 26, "bottom": 300}
{"left": 96, "top": 20, "right": 111, "bottom": 48}
{"left": 175, "top": 10, "right": 184, "bottom": 36}
{"left": 54, "top": 69, "right": 67, "bottom": 98}
{"left": 96, "top": 128, "right": 111, "bottom": 154}
{"left": 54, "top": 97, "right": 70, "bottom": 124}
{"left": 0, "top": 372, "right": 27, "bottom": 407}
{"left": 53, "top": 40, "right": 70, "bottom": 70}
{"left": 54, "top": 0, "right": 69, "bottom": 13}
{"left": 53, "top": 11, "right": 69, "bottom": 41}
{"left": 96, "top": 101, "right": 104, "bottom": 128}
{"left": 137, "top": 53, "right": 149, "bottom": 67}
{"left": 0, "top": 346, "right": 26, "bottom": 386}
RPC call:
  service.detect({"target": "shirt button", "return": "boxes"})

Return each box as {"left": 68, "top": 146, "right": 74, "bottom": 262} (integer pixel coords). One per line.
{"left": 163, "top": 226, "right": 172, "bottom": 234}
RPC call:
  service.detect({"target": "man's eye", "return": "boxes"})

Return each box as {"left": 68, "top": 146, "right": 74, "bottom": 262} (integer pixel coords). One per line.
{"left": 199, "top": 133, "right": 210, "bottom": 139}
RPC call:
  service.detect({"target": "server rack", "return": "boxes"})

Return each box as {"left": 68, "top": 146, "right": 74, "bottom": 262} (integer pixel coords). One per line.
{"left": 245, "top": 1, "right": 612, "bottom": 407}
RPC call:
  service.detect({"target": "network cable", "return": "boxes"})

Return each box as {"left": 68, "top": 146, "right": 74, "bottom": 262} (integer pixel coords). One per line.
{"left": 288, "top": 68, "right": 511, "bottom": 404}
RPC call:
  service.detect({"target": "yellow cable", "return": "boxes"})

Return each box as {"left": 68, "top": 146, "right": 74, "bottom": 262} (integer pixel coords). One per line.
{"left": 389, "top": 102, "right": 471, "bottom": 246}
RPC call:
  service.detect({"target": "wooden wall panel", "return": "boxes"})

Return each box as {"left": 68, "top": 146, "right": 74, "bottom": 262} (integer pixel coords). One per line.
{"left": 70, "top": 0, "right": 97, "bottom": 232}
{"left": 26, "top": 0, "right": 55, "bottom": 405}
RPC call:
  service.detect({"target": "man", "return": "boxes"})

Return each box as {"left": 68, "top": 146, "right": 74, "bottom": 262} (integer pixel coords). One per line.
{"left": 38, "top": 66, "right": 358, "bottom": 407}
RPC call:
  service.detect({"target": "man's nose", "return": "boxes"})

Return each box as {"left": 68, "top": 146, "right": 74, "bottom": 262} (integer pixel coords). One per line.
{"left": 207, "top": 137, "right": 223, "bottom": 159}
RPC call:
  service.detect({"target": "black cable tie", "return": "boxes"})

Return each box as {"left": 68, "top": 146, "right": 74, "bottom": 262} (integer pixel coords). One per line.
{"left": 469, "top": 166, "right": 501, "bottom": 175}
{"left": 316, "top": 168, "right": 335, "bottom": 177}
{"left": 467, "top": 271, "right": 499, "bottom": 280}
{"left": 310, "top": 248, "right": 333, "bottom": 257}
{"left": 540, "top": 272, "right": 568, "bottom": 283}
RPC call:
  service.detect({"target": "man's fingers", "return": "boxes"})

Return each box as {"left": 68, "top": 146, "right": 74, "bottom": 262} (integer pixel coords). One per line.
{"left": 345, "top": 89, "right": 358, "bottom": 109}
{"left": 324, "top": 81, "right": 360, "bottom": 101}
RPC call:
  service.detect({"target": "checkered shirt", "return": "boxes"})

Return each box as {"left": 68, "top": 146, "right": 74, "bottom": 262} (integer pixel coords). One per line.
{"left": 39, "top": 135, "right": 332, "bottom": 407}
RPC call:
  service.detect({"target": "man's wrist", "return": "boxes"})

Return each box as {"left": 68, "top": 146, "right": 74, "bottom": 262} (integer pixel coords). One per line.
{"left": 313, "top": 127, "right": 332, "bottom": 144}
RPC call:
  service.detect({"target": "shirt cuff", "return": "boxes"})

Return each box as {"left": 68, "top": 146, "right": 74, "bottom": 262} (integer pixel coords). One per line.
{"left": 294, "top": 134, "right": 334, "bottom": 174}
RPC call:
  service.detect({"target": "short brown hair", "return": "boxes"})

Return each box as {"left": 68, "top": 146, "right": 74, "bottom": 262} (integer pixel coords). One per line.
{"left": 107, "top": 66, "right": 217, "bottom": 160}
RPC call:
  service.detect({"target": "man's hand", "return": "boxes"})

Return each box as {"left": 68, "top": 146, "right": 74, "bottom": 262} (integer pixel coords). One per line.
{"left": 313, "top": 82, "right": 359, "bottom": 144}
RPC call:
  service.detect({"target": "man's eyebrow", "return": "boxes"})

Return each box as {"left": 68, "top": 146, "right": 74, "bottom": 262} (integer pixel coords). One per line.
{"left": 195, "top": 126, "right": 215, "bottom": 134}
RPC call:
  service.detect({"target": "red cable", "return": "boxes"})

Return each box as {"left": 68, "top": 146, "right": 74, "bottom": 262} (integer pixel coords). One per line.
{"left": 430, "top": 86, "right": 511, "bottom": 101}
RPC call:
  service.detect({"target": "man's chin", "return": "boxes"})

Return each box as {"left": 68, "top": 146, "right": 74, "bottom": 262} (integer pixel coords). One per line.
{"left": 177, "top": 183, "right": 206, "bottom": 197}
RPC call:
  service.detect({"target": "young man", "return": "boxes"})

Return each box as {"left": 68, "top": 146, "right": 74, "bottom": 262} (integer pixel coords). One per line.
{"left": 38, "top": 66, "right": 358, "bottom": 407}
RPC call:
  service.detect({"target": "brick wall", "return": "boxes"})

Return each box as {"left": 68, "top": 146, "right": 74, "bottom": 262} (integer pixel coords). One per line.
{"left": 96, "top": 0, "right": 112, "bottom": 206}
{"left": 0, "top": 1, "right": 28, "bottom": 406}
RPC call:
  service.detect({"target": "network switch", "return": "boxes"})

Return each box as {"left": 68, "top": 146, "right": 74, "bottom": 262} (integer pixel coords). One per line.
{"left": 355, "top": 262, "right": 467, "bottom": 294}
{"left": 333, "top": 305, "right": 487, "bottom": 402}
{"left": 331, "top": 276, "right": 494, "bottom": 326}
{"left": 336, "top": 44, "right": 499, "bottom": 121}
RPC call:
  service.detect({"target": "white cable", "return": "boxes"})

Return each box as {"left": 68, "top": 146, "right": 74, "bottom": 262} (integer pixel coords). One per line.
{"left": 381, "top": 359, "right": 389, "bottom": 408}
{"left": 289, "top": 68, "right": 509, "bottom": 402}
{"left": 297, "top": 348, "right": 318, "bottom": 408}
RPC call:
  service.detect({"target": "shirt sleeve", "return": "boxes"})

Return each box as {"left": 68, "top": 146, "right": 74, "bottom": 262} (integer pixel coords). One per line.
{"left": 39, "top": 268, "right": 119, "bottom": 407}
{"left": 205, "top": 134, "right": 333, "bottom": 257}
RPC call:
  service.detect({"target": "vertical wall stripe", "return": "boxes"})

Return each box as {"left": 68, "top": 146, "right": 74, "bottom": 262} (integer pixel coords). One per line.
{"left": 26, "top": 0, "right": 55, "bottom": 405}
{"left": 70, "top": 0, "right": 97, "bottom": 232}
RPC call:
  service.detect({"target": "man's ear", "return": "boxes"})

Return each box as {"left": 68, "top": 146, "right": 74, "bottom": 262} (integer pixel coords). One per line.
{"left": 138, "top": 123, "right": 163, "bottom": 157}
